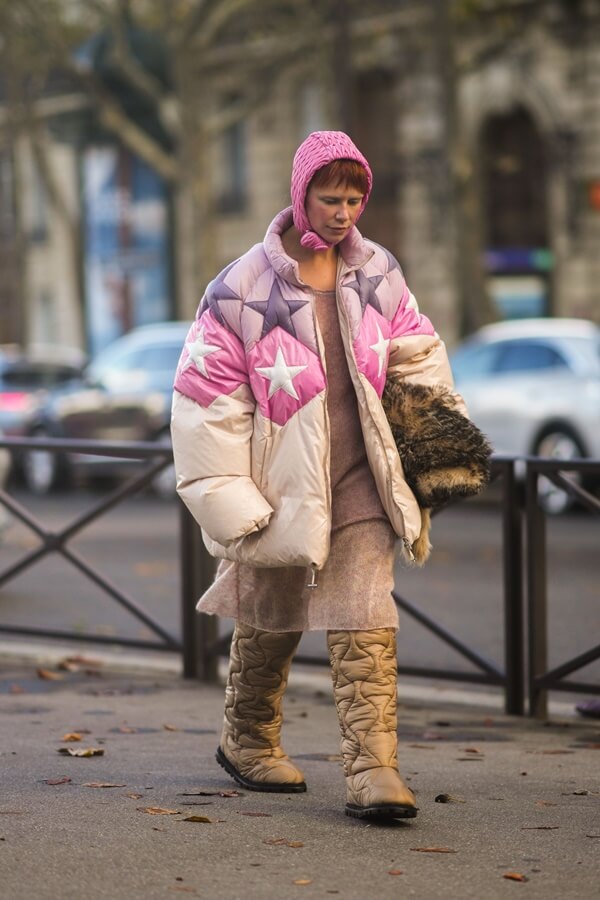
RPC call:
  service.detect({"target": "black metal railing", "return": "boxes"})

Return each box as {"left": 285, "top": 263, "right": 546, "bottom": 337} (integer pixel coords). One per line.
{"left": 0, "top": 437, "right": 597, "bottom": 717}
{"left": 392, "top": 457, "right": 524, "bottom": 713}
{"left": 525, "top": 457, "right": 600, "bottom": 717}
{"left": 186, "top": 457, "right": 527, "bottom": 714}
{"left": 0, "top": 436, "right": 181, "bottom": 653}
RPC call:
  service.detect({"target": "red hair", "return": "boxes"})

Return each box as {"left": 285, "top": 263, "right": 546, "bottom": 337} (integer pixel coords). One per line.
{"left": 308, "top": 159, "right": 369, "bottom": 194}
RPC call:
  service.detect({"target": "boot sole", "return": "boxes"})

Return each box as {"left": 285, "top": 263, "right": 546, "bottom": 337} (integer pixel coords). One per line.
{"left": 345, "top": 803, "right": 418, "bottom": 820}
{"left": 216, "top": 747, "right": 307, "bottom": 793}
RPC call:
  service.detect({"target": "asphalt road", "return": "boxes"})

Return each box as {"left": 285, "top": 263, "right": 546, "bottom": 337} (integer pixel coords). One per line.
{"left": 0, "top": 488, "right": 597, "bottom": 692}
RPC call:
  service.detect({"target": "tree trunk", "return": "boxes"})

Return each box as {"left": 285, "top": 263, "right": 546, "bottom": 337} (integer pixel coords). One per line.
{"left": 431, "top": 0, "right": 492, "bottom": 336}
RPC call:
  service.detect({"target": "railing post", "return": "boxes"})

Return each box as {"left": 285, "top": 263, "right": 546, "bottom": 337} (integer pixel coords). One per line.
{"left": 179, "top": 502, "right": 218, "bottom": 682}
{"left": 526, "top": 461, "right": 548, "bottom": 718}
{"left": 501, "top": 459, "right": 525, "bottom": 715}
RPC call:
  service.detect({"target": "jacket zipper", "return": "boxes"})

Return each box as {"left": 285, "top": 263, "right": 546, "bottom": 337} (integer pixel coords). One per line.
{"left": 334, "top": 258, "right": 416, "bottom": 560}
{"left": 306, "top": 296, "right": 332, "bottom": 590}
{"left": 402, "top": 537, "right": 416, "bottom": 563}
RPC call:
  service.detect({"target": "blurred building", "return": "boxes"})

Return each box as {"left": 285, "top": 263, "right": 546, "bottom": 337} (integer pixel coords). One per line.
{"left": 0, "top": 0, "right": 598, "bottom": 351}
{"left": 209, "top": 0, "right": 600, "bottom": 339}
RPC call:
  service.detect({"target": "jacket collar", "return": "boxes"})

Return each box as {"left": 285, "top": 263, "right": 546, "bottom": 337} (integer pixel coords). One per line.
{"left": 263, "top": 207, "right": 374, "bottom": 286}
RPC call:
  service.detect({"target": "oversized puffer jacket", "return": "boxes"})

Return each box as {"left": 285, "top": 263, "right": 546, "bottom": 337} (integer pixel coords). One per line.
{"left": 171, "top": 207, "right": 464, "bottom": 570}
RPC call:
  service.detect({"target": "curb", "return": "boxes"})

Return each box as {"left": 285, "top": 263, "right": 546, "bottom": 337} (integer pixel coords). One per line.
{"left": 0, "top": 637, "right": 583, "bottom": 719}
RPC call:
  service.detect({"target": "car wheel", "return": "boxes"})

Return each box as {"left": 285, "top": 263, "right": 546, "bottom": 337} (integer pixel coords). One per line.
{"left": 22, "top": 430, "right": 68, "bottom": 495}
{"left": 152, "top": 431, "right": 176, "bottom": 499}
{"left": 534, "top": 428, "right": 585, "bottom": 515}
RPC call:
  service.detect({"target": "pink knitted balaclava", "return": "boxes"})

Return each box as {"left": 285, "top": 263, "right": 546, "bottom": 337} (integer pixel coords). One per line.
{"left": 290, "top": 131, "right": 373, "bottom": 251}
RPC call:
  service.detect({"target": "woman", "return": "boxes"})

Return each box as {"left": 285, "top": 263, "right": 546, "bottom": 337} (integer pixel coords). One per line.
{"left": 171, "top": 131, "right": 467, "bottom": 821}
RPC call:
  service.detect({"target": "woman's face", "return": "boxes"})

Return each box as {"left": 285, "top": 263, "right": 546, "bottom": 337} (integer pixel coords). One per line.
{"left": 305, "top": 180, "right": 364, "bottom": 246}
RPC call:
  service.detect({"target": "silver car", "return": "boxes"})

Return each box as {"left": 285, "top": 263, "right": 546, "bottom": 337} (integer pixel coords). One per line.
{"left": 450, "top": 318, "right": 600, "bottom": 513}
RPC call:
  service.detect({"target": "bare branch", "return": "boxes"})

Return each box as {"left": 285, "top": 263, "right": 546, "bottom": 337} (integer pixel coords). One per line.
{"left": 58, "top": 61, "right": 178, "bottom": 181}
{"left": 95, "top": 92, "right": 179, "bottom": 182}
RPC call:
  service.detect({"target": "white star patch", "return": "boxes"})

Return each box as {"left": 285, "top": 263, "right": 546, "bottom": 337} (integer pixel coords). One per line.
{"left": 407, "top": 290, "right": 419, "bottom": 312}
{"left": 182, "top": 326, "right": 220, "bottom": 377}
{"left": 256, "top": 345, "right": 307, "bottom": 400}
{"left": 369, "top": 322, "right": 390, "bottom": 378}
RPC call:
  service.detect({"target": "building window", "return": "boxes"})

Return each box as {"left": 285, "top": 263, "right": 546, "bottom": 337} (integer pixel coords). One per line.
{"left": 0, "top": 150, "right": 15, "bottom": 239}
{"left": 28, "top": 158, "right": 49, "bottom": 243}
{"left": 217, "top": 117, "right": 247, "bottom": 214}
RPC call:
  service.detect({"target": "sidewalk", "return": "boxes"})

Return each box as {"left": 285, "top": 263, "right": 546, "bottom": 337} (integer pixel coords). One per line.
{"left": 0, "top": 649, "right": 598, "bottom": 900}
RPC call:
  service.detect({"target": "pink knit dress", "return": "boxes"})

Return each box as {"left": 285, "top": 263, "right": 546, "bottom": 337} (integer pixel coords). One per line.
{"left": 196, "top": 288, "right": 399, "bottom": 632}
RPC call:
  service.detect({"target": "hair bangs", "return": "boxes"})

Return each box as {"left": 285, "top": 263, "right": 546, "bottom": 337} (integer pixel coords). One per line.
{"left": 309, "top": 159, "right": 369, "bottom": 195}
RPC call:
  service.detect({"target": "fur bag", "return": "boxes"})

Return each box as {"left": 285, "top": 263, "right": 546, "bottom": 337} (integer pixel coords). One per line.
{"left": 382, "top": 380, "right": 492, "bottom": 564}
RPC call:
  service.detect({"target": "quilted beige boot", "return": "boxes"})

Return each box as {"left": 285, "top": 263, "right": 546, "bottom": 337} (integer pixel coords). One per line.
{"left": 327, "top": 628, "right": 417, "bottom": 819}
{"left": 216, "top": 622, "right": 306, "bottom": 792}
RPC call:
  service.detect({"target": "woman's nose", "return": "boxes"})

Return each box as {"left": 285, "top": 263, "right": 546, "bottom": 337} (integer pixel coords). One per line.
{"left": 335, "top": 206, "right": 349, "bottom": 220}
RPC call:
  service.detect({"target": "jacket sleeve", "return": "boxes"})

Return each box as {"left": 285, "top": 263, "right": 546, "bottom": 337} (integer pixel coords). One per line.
{"left": 171, "top": 309, "right": 273, "bottom": 547}
{"left": 386, "top": 275, "right": 468, "bottom": 417}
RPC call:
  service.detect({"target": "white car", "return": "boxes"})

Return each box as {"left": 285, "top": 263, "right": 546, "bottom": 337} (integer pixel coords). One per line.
{"left": 450, "top": 318, "right": 600, "bottom": 513}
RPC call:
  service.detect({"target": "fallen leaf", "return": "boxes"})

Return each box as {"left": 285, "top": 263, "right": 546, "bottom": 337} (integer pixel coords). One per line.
{"left": 293, "top": 880, "right": 312, "bottom": 886}
{"left": 535, "top": 801, "right": 557, "bottom": 807}
{"left": 264, "top": 838, "right": 304, "bottom": 848}
{"left": 182, "top": 802, "right": 213, "bottom": 807}
{"left": 503, "top": 872, "right": 528, "bottom": 882}
{"left": 83, "top": 782, "right": 126, "bottom": 789}
{"left": 57, "top": 660, "right": 80, "bottom": 672}
{"left": 179, "top": 789, "right": 241, "bottom": 798}
{"left": 456, "top": 757, "right": 484, "bottom": 762}
{"left": 43, "top": 777, "right": 71, "bottom": 785}
{"left": 586, "top": 833, "right": 600, "bottom": 839}
{"left": 435, "top": 793, "right": 466, "bottom": 804}
{"left": 125, "top": 793, "right": 144, "bottom": 799}
{"left": 9, "top": 684, "right": 25, "bottom": 694}
{"left": 61, "top": 733, "right": 83, "bottom": 742}
{"left": 538, "top": 750, "right": 575, "bottom": 755}
{"left": 117, "top": 726, "right": 137, "bottom": 734}
{"left": 388, "top": 869, "right": 403, "bottom": 875}
{"left": 60, "top": 654, "right": 102, "bottom": 667}
{"left": 410, "top": 847, "right": 457, "bottom": 854}
{"left": 572, "top": 789, "right": 589, "bottom": 796}
{"left": 521, "top": 825, "right": 559, "bottom": 831}
{"left": 464, "top": 747, "right": 482, "bottom": 754}
{"left": 407, "top": 744, "right": 436, "bottom": 750}
{"left": 240, "top": 812, "right": 273, "bottom": 817}
{"left": 37, "top": 668, "right": 63, "bottom": 681}
{"left": 182, "top": 815, "right": 212, "bottom": 823}
{"left": 163, "top": 724, "right": 180, "bottom": 732}
{"left": 57, "top": 747, "right": 104, "bottom": 758}
{"left": 137, "top": 807, "right": 180, "bottom": 816}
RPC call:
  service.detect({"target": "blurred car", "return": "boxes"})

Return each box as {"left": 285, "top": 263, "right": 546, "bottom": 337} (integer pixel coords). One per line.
{"left": 450, "top": 317, "right": 600, "bottom": 513}
{"left": 0, "top": 345, "right": 86, "bottom": 437}
{"left": 21, "top": 322, "right": 190, "bottom": 496}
